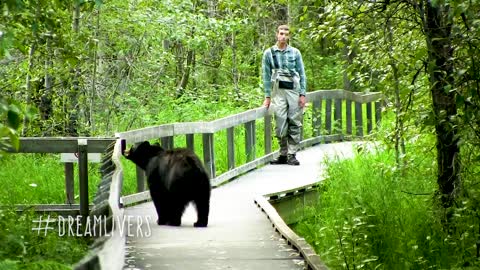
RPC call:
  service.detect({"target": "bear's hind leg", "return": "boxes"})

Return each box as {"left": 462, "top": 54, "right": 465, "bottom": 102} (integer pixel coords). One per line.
{"left": 167, "top": 198, "right": 188, "bottom": 226}
{"left": 193, "top": 196, "right": 210, "bottom": 227}
{"left": 153, "top": 193, "right": 170, "bottom": 225}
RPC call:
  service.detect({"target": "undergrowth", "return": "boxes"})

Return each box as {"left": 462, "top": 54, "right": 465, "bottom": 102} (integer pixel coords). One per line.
{"left": 294, "top": 142, "right": 480, "bottom": 269}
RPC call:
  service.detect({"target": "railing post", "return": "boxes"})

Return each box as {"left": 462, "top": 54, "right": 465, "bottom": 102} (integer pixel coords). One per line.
{"left": 186, "top": 134, "right": 195, "bottom": 152}
{"left": 245, "top": 120, "right": 256, "bottom": 162}
{"left": 312, "top": 99, "right": 322, "bottom": 137}
{"left": 334, "top": 99, "right": 343, "bottom": 135}
{"left": 264, "top": 114, "right": 272, "bottom": 155}
{"left": 366, "top": 102, "right": 373, "bottom": 134}
{"left": 355, "top": 102, "right": 364, "bottom": 137}
{"left": 78, "top": 139, "right": 89, "bottom": 223}
{"left": 65, "top": 162, "right": 75, "bottom": 204}
{"left": 134, "top": 141, "right": 146, "bottom": 192}
{"left": 161, "top": 136, "right": 174, "bottom": 150}
{"left": 325, "top": 99, "right": 332, "bottom": 134}
{"left": 346, "top": 100, "right": 352, "bottom": 135}
{"left": 227, "top": 127, "right": 235, "bottom": 170}
{"left": 375, "top": 101, "right": 382, "bottom": 128}
{"left": 202, "top": 133, "right": 215, "bottom": 178}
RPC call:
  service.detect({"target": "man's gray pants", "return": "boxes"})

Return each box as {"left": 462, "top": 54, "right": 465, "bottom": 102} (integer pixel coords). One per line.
{"left": 271, "top": 88, "right": 303, "bottom": 156}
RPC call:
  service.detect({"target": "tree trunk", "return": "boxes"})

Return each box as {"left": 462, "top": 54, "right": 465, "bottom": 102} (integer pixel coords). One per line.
{"left": 423, "top": 0, "right": 460, "bottom": 209}
{"left": 386, "top": 19, "right": 406, "bottom": 167}
{"left": 66, "top": 1, "right": 81, "bottom": 136}
{"left": 176, "top": 50, "right": 195, "bottom": 98}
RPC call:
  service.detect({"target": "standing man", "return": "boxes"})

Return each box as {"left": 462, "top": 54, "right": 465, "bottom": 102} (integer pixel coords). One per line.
{"left": 262, "top": 24, "right": 307, "bottom": 166}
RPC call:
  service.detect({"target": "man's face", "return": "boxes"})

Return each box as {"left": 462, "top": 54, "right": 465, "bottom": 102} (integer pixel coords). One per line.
{"left": 276, "top": 29, "right": 290, "bottom": 45}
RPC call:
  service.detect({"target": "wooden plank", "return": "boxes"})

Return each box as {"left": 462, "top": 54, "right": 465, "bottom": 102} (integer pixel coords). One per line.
{"left": 161, "top": 136, "right": 174, "bottom": 150}
{"left": 244, "top": 121, "right": 256, "bottom": 162}
{"left": 264, "top": 115, "right": 272, "bottom": 155}
{"left": 375, "top": 101, "right": 382, "bottom": 128}
{"left": 366, "top": 102, "right": 373, "bottom": 134}
{"left": 325, "top": 99, "right": 332, "bottom": 134}
{"left": 136, "top": 166, "right": 146, "bottom": 193}
{"left": 202, "top": 133, "right": 215, "bottom": 179}
{"left": 254, "top": 195, "right": 329, "bottom": 270}
{"left": 346, "top": 100, "right": 352, "bottom": 135}
{"left": 211, "top": 152, "right": 276, "bottom": 187}
{"left": 312, "top": 99, "right": 322, "bottom": 137}
{"left": 78, "top": 139, "right": 89, "bottom": 222}
{"left": 306, "top": 89, "right": 382, "bottom": 104}
{"left": 118, "top": 124, "right": 175, "bottom": 144}
{"left": 8, "top": 137, "right": 115, "bottom": 153}
{"left": 355, "top": 102, "right": 364, "bottom": 137}
{"left": 65, "top": 163, "right": 75, "bottom": 204}
{"left": 186, "top": 134, "right": 194, "bottom": 151}
{"left": 227, "top": 127, "right": 235, "bottom": 170}
{"left": 209, "top": 107, "right": 266, "bottom": 132}
{"left": 334, "top": 99, "right": 342, "bottom": 134}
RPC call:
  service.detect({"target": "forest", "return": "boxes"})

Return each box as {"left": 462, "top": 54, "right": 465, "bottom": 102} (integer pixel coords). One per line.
{"left": 2, "top": 0, "right": 480, "bottom": 269}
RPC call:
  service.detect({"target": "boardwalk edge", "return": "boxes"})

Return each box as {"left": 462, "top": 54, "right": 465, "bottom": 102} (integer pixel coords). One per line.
{"left": 254, "top": 193, "right": 329, "bottom": 270}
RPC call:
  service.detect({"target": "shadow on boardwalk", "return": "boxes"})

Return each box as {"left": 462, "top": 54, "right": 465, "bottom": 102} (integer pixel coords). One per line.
{"left": 123, "top": 141, "right": 362, "bottom": 270}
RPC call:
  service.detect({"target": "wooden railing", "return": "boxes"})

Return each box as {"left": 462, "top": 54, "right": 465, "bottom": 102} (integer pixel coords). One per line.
{"left": 119, "top": 89, "right": 383, "bottom": 206}
{"left": 6, "top": 137, "right": 115, "bottom": 217}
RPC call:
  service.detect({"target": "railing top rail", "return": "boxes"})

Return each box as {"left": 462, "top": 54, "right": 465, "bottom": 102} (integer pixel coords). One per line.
{"left": 118, "top": 90, "right": 383, "bottom": 144}
{"left": 5, "top": 137, "right": 116, "bottom": 153}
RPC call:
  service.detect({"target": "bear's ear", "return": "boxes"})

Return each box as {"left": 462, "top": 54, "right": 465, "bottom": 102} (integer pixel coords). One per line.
{"left": 140, "top": 141, "right": 151, "bottom": 147}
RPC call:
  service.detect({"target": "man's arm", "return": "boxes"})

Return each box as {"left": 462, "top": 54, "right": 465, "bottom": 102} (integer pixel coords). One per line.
{"left": 262, "top": 49, "right": 273, "bottom": 98}
{"left": 296, "top": 50, "right": 307, "bottom": 96}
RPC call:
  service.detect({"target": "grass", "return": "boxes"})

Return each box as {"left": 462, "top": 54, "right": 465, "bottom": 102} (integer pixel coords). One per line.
{"left": 0, "top": 154, "right": 103, "bottom": 205}
{"left": 293, "top": 140, "right": 480, "bottom": 269}
{"left": 0, "top": 209, "right": 90, "bottom": 269}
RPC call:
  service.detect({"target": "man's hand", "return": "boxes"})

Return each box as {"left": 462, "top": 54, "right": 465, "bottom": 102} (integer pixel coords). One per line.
{"left": 299, "top": 95, "right": 306, "bottom": 108}
{"left": 263, "top": 97, "right": 271, "bottom": 109}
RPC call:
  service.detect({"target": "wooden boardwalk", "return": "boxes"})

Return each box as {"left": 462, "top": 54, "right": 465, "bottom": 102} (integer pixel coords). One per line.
{"left": 122, "top": 142, "right": 361, "bottom": 270}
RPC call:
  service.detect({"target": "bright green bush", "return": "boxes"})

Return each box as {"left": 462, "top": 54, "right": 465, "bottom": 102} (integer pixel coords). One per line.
{"left": 294, "top": 143, "right": 480, "bottom": 269}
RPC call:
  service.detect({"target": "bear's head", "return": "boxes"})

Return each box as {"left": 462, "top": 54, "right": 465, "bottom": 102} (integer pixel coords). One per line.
{"left": 123, "top": 141, "right": 164, "bottom": 170}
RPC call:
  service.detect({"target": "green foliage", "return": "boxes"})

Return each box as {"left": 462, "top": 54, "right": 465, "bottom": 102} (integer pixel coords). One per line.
{"left": 294, "top": 140, "right": 480, "bottom": 269}
{"left": 0, "top": 210, "right": 89, "bottom": 269}
{"left": 0, "top": 154, "right": 102, "bottom": 204}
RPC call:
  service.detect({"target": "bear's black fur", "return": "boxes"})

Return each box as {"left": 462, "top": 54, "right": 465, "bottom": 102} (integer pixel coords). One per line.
{"left": 124, "top": 141, "right": 211, "bottom": 227}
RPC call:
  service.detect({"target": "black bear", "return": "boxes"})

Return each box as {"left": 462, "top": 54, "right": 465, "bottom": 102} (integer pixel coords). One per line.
{"left": 124, "top": 141, "right": 211, "bottom": 227}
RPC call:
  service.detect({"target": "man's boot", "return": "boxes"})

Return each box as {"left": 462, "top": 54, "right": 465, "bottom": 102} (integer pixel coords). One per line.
{"left": 270, "top": 155, "right": 288, "bottom": 165}
{"left": 287, "top": 154, "right": 300, "bottom": 166}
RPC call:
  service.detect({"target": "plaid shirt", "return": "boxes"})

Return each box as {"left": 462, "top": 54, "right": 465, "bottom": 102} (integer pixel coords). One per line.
{"left": 262, "top": 44, "right": 307, "bottom": 97}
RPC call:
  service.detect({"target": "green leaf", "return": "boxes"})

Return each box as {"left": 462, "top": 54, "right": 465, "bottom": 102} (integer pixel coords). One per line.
{"left": 7, "top": 106, "right": 21, "bottom": 129}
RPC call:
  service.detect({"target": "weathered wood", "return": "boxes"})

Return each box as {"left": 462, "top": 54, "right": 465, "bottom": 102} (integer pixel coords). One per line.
{"left": 161, "top": 136, "right": 174, "bottom": 150}
{"left": 306, "top": 89, "right": 382, "bottom": 104}
{"left": 264, "top": 115, "right": 272, "bottom": 155}
{"left": 346, "top": 100, "right": 352, "bottom": 135}
{"left": 186, "top": 134, "right": 195, "bottom": 151}
{"left": 8, "top": 137, "right": 115, "bottom": 153}
{"left": 245, "top": 120, "right": 256, "bottom": 162}
{"left": 227, "top": 127, "right": 235, "bottom": 170}
{"left": 355, "top": 102, "right": 364, "bottom": 137}
{"left": 254, "top": 195, "right": 329, "bottom": 270}
{"left": 325, "top": 99, "right": 332, "bottom": 134}
{"left": 78, "top": 139, "right": 89, "bottom": 222}
{"left": 334, "top": 99, "right": 342, "bottom": 134}
{"left": 118, "top": 124, "right": 175, "bottom": 144}
{"left": 211, "top": 152, "right": 276, "bottom": 187}
{"left": 210, "top": 107, "right": 266, "bottom": 133}
{"left": 366, "top": 102, "right": 373, "bottom": 134}
{"left": 65, "top": 163, "right": 75, "bottom": 204}
{"left": 202, "top": 133, "right": 215, "bottom": 179}
{"left": 312, "top": 99, "right": 322, "bottom": 137}
{"left": 375, "top": 101, "right": 382, "bottom": 129}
